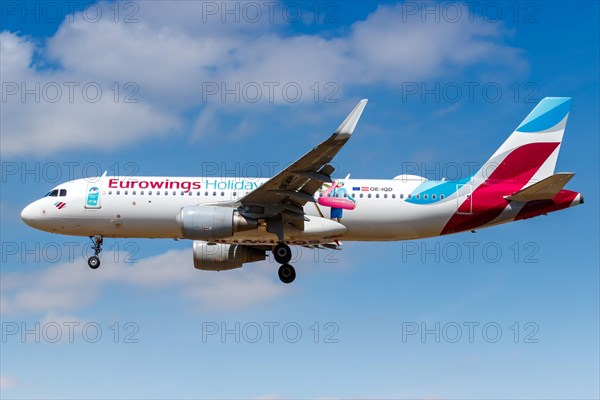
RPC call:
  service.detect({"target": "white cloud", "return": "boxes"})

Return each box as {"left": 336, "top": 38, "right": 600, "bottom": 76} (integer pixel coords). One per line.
{"left": 0, "top": 31, "right": 180, "bottom": 158}
{"left": 1, "top": 1, "right": 526, "bottom": 157}
{"left": 1, "top": 248, "right": 285, "bottom": 315}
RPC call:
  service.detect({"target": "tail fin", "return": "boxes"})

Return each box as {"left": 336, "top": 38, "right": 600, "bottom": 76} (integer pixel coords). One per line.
{"left": 474, "top": 97, "right": 572, "bottom": 186}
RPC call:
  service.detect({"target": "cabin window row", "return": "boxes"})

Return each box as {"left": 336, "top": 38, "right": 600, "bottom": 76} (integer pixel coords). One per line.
{"left": 319, "top": 192, "right": 445, "bottom": 200}
{"left": 105, "top": 190, "right": 445, "bottom": 200}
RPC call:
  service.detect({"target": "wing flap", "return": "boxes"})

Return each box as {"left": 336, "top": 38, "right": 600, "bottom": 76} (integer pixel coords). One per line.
{"left": 505, "top": 172, "right": 575, "bottom": 201}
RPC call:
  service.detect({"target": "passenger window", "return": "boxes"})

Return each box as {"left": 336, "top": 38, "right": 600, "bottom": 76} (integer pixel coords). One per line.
{"left": 116, "top": 190, "right": 120, "bottom": 195}
{"left": 359, "top": 193, "right": 364, "bottom": 198}
{"left": 173, "top": 191, "right": 176, "bottom": 195}
{"left": 416, "top": 194, "right": 420, "bottom": 199}
{"left": 384, "top": 194, "right": 388, "bottom": 199}
{"left": 221, "top": 192, "right": 224, "bottom": 196}
{"left": 376, "top": 194, "right": 379, "bottom": 198}
{"left": 392, "top": 194, "right": 395, "bottom": 199}
{"left": 368, "top": 194, "right": 372, "bottom": 198}
{"left": 407, "top": 194, "right": 411, "bottom": 199}
{"left": 424, "top": 194, "right": 428, "bottom": 200}
{"left": 213, "top": 192, "right": 216, "bottom": 196}
{"left": 164, "top": 191, "right": 168, "bottom": 196}
{"left": 440, "top": 194, "right": 445, "bottom": 199}
{"left": 124, "top": 190, "right": 128, "bottom": 195}
{"left": 205, "top": 191, "right": 209, "bottom": 196}
{"left": 141, "top": 191, "right": 144, "bottom": 195}
{"left": 233, "top": 192, "right": 237, "bottom": 197}
{"left": 59, "top": 189, "right": 67, "bottom": 196}
{"left": 432, "top": 194, "right": 436, "bottom": 200}
{"left": 133, "top": 191, "right": 136, "bottom": 195}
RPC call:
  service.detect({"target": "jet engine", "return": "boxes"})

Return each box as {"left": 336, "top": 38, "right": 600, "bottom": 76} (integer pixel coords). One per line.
{"left": 192, "top": 241, "right": 265, "bottom": 270}
{"left": 178, "top": 205, "right": 258, "bottom": 240}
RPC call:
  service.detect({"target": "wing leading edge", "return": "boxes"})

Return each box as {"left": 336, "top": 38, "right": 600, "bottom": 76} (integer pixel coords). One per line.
{"left": 239, "top": 99, "right": 368, "bottom": 207}
{"left": 233, "top": 99, "right": 367, "bottom": 236}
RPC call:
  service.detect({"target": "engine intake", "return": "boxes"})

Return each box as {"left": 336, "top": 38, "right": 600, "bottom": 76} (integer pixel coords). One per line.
{"left": 178, "top": 206, "right": 258, "bottom": 240}
{"left": 193, "top": 241, "right": 265, "bottom": 270}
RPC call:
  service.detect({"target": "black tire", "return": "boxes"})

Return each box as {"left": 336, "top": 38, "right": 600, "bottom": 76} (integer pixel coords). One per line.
{"left": 273, "top": 243, "right": 292, "bottom": 264}
{"left": 88, "top": 256, "right": 100, "bottom": 269}
{"left": 278, "top": 264, "right": 296, "bottom": 284}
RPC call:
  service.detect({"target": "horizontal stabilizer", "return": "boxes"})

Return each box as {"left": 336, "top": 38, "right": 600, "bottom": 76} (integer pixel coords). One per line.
{"left": 505, "top": 172, "right": 575, "bottom": 202}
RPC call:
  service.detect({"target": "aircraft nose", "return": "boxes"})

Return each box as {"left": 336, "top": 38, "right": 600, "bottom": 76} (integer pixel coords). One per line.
{"left": 21, "top": 203, "right": 37, "bottom": 226}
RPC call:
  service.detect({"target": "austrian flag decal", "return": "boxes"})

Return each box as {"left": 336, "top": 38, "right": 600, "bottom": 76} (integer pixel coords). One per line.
{"left": 54, "top": 201, "right": 66, "bottom": 210}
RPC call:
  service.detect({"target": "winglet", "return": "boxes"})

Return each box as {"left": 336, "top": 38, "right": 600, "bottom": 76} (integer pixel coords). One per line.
{"left": 334, "top": 99, "right": 368, "bottom": 138}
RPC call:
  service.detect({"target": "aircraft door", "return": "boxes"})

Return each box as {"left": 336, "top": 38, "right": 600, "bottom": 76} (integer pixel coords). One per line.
{"left": 456, "top": 184, "right": 472, "bottom": 215}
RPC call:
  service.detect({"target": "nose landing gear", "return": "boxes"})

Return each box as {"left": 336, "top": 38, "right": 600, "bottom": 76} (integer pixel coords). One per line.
{"left": 273, "top": 243, "right": 296, "bottom": 284}
{"left": 87, "top": 235, "right": 103, "bottom": 269}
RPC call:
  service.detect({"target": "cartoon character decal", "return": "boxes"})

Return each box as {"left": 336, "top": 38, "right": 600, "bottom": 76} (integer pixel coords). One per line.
{"left": 317, "top": 180, "right": 356, "bottom": 222}
{"left": 86, "top": 186, "right": 100, "bottom": 207}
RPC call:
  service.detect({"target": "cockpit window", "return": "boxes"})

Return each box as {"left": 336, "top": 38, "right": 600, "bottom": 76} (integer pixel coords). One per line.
{"left": 45, "top": 189, "right": 59, "bottom": 197}
{"left": 60, "top": 189, "right": 67, "bottom": 197}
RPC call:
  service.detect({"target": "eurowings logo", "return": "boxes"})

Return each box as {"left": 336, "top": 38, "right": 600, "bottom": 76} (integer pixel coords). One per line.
{"left": 54, "top": 201, "right": 66, "bottom": 210}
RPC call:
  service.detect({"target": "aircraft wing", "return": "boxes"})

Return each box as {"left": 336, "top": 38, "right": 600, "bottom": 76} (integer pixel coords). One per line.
{"left": 238, "top": 99, "right": 368, "bottom": 210}
{"left": 505, "top": 172, "right": 575, "bottom": 202}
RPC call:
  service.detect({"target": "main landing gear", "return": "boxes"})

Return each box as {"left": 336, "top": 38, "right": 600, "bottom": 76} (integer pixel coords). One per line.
{"left": 87, "top": 235, "right": 103, "bottom": 269}
{"left": 273, "top": 243, "right": 295, "bottom": 284}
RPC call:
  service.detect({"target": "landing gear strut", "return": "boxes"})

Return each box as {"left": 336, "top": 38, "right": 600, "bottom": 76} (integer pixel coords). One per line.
{"left": 87, "top": 235, "right": 103, "bottom": 269}
{"left": 273, "top": 243, "right": 295, "bottom": 283}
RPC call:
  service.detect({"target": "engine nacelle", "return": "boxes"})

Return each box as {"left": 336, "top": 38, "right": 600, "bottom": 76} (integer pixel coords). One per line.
{"left": 192, "top": 241, "right": 265, "bottom": 271}
{"left": 178, "top": 206, "right": 258, "bottom": 240}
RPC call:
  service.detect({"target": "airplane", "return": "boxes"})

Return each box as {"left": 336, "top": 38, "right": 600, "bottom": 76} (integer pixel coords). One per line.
{"left": 21, "top": 97, "right": 583, "bottom": 283}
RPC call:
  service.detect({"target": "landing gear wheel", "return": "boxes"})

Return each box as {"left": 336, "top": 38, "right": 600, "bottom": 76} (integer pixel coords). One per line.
{"left": 88, "top": 235, "right": 103, "bottom": 269}
{"left": 88, "top": 256, "right": 100, "bottom": 269}
{"left": 273, "top": 243, "right": 292, "bottom": 264}
{"left": 278, "top": 264, "right": 296, "bottom": 284}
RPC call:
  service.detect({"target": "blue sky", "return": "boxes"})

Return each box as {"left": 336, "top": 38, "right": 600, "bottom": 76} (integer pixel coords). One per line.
{"left": 1, "top": 1, "right": 598, "bottom": 398}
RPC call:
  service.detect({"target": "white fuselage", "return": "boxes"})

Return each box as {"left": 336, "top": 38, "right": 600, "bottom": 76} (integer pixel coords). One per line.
{"left": 21, "top": 175, "right": 477, "bottom": 244}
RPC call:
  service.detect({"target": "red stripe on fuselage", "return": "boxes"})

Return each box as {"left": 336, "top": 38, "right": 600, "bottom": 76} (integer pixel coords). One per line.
{"left": 441, "top": 142, "right": 560, "bottom": 235}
